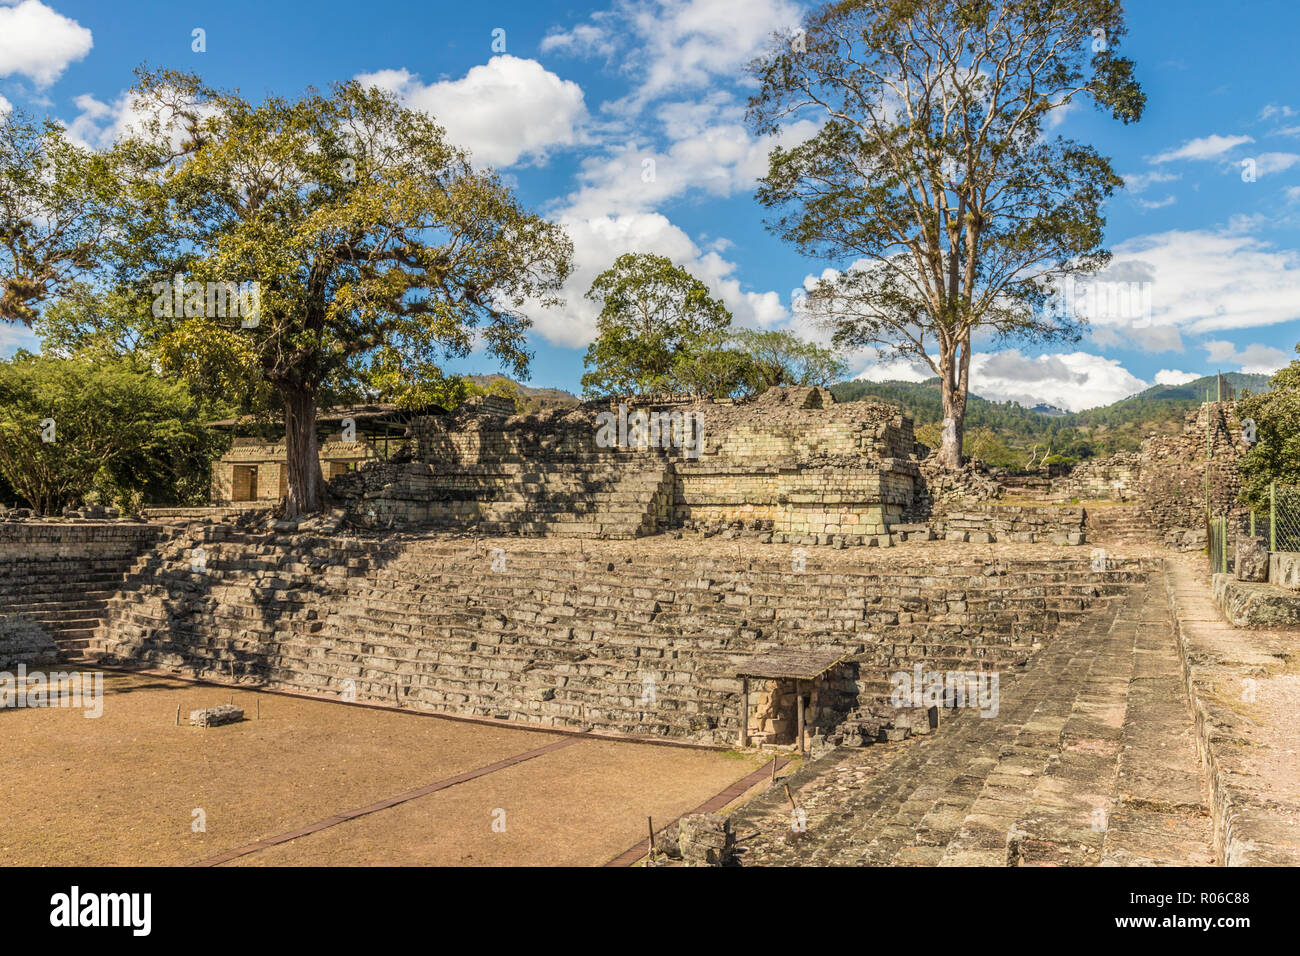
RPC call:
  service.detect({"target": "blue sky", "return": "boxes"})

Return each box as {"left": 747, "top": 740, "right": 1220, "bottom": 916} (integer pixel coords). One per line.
{"left": 3, "top": 0, "right": 1300, "bottom": 410}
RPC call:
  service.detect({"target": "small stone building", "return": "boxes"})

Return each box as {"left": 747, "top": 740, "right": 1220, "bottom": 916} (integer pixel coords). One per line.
{"left": 208, "top": 405, "right": 438, "bottom": 506}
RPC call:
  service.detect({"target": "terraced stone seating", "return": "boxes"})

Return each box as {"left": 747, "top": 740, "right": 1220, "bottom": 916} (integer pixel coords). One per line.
{"left": 91, "top": 529, "right": 1152, "bottom": 745}
{"left": 0, "top": 524, "right": 162, "bottom": 662}
{"left": 731, "top": 575, "right": 1215, "bottom": 867}
{"left": 335, "top": 451, "right": 675, "bottom": 539}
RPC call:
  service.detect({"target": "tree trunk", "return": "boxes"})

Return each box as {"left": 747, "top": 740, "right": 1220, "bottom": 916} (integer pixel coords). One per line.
{"left": 282, "top": 387, "right": 325, "bottom": 517}
{"left": 937, "top": 342, "right": 968, "bottom": 469}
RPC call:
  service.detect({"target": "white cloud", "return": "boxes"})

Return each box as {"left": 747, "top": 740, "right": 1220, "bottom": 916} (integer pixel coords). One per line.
{"left": 539, "top": 21, "right": 616, "bottom": 59}
{"left": 851, "top": 354, "right": 933, "bottom": 384}
{"left": 851, "top": 349, "right": 1149, "bottom": 411}
{"left": 1203, "top": 340, "right": 1290, "bottom": 374}
{"left": 533, "top": 2, "right": 816, "bottom": 349}
{"left": 0, "top": 321, "right": 39, "bottom": 358}
{"left": 969, "top": 350, "right": 1148, "bottom": 411}
{"left": 356, "top": 56, "right": 588, "bottom": 168}
{"left": 0, "top": 93, "right": 11, "bottom": 119}
{"left": 60, "top": 90, "right": 216, "bottom": 153}
{"left": 1155, "top": 368, "right": 1200, "bottom": 386}
{"left": 543, "top": 0, "right": 800, "bottom": 109}
{"left": 1137, "top": 194, "right": 1177, "bottom": 210}
{"left": 1248, "top": 151, "right": 1300, "bottom": 176}
{"left": 1152, "top": 133, "right": 1253, "bottom": 163}
{"left": 0, "top": 0, "right": 91, "bottom": 86}
{"left": 1122, "top": 169, "right": 1180, "bottom": 193}
{"left": 560, "top": 115, "right": 816, "bottom": 220}
{"left": 1076, "top": 227, "right": 1300, "bottom": 348}
{"left": 529, "top": 211, "right": 788, "bottom": 349}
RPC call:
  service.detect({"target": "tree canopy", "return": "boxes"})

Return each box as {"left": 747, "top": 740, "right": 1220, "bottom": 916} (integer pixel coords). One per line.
{"left": 1237, "top": 349, "right": 1300, "bottom": 512}
{"left": 748, "top": 0, "right": 1144, "bottom": 468}
{"left": 0, "top": 111, "right": 122, "bottom": 324}
{"left": 101, "top": 68, "right": 573, "bottom": 515}
{"left": 0, "top": 352, "right": 220, "bottom": 515}
{"left": 580, "top": 253, "right": 732, "bottom": 397}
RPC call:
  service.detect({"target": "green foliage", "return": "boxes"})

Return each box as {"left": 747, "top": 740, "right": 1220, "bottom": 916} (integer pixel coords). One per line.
{"left": 963, "top": 426, "right": 1019, "bottom": 468}
{"left": 1238, "top": 350, "right": 1300, "bottom": 512}
{"left": 747, "top": 0, "right": 1143, "bottom": 466}
{"left": 730, "top": 328, "right": 847, "bottom": 393}
{"left": 0, "top": 353, "right": 223, "bottom": 514}
{"left": 670, "top": 330, "right": 752, "bottom": 400}
{"left": 91, "top": 68, "right": 572, "bottom": 514}
{"left": 580, "top": 253, "right": 732, "bottom": 397}
{"left": 0, "top": 112, "right": 124, "bottom": 324}
{"left": 580, "top": 264, "right": 848, "bottom": 401}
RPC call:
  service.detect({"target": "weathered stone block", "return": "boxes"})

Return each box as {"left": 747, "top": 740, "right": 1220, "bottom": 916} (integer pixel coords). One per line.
{"left": 1235, "top": 536, "right": 1269, "bottom": 582}
{"left": 190, "top": 704, "right": 244, "bottom": 727}
{"left": 678, "top": 813, "right": 735, "bottom": 866}
{"left": 1269, "top": 552, "right": 1300, "bottom": 590}
{"left": 1213, "top": 573, "right": 1300, "bottom": 628}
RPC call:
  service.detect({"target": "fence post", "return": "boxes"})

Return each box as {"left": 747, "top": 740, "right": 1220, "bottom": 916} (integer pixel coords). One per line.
{"left": 1270, "top": 482, "right": 1277, "bottom": 552}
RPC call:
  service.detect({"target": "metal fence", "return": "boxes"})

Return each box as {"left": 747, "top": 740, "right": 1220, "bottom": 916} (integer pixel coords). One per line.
{"left": 1206, "top": 482, "right": 1300, "bottom": 574}
{"left": 1267, "top": 482, "right": 1300, "bottom": 553}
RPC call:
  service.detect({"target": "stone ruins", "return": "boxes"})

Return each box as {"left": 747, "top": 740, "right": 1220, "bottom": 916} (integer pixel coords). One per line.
{"left": 2, "top": 386, "right": 1296, "bottom": 866}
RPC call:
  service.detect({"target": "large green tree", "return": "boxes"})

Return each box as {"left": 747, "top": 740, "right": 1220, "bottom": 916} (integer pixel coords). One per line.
{"left": 731, "top": 328, "right": 847, "bottom": 393}
{"left": 0, "top": 111, "right": 122, "bottom": 324}
{"left": 580, "top": 253, "right": 732, "bottom": 397}
{"left": 114, "top": 69, "right": 572, "bottom": 516}
{"left": 748, "top": 0, "right": 1144, "bottom": 467}
{"left": 0, "top": 352, "right": 219, "bottom": 515}
{"left": 1238, "top": 349, "right": 1300, "bottom": 512}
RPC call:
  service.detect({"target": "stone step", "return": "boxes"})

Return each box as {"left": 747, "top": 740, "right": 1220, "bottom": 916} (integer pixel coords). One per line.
{"left": 730, "top": 578, "right": 1215, "bottom": 867}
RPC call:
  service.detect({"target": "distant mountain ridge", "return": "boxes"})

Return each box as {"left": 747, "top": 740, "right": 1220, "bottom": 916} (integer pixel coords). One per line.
{"left": 830, "top": 371, "right": 1273, "bottom": 465}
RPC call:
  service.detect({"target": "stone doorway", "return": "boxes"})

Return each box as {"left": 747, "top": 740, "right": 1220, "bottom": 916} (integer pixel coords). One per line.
{"left": 231, "top": 465, "right": 259, "bottom": 502}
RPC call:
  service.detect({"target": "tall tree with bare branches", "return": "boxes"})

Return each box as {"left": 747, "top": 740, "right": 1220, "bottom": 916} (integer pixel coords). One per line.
{"left": 749, "top": 0, "right": 1144, "bottom": 467}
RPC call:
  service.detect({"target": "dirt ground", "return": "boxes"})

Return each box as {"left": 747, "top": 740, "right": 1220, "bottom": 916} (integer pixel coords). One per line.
{"left": 0, "top": 670, "right": 765, "bottom": 866}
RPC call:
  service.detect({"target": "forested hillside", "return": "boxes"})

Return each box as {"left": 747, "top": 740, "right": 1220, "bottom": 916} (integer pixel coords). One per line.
{"left": 832, "top": 373, "right": 1271, "bottom": 467}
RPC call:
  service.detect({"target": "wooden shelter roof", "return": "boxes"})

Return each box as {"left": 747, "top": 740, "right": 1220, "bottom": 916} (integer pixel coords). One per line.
{"left": 734, "top": 650, "right": 845, "bottom": 681}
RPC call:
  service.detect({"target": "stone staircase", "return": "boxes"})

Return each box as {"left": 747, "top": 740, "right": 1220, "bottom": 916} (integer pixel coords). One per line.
{"left": 90, "top": 529, "right": 1151, "bottom": 744}
{"left": 0, "top": 532, "right": 164, "bottom": 663}
{"left": 731, "top": 574, "right": 1214, "bottom": 866}
{"left": 340, "top": 453, "right": 675, "bottom": 539}
{"left": 1083, "top": 505, "right": 1157, "bottom": 542}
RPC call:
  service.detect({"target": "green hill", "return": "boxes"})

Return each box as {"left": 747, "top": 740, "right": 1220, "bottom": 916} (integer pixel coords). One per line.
{"left": 831, "top": 372, "right": 1272, "bottom": 467}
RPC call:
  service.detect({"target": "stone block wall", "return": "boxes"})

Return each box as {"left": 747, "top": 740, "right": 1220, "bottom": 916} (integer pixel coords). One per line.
{"left": 93, "top": 528, "right": 1150, "bottom": 745}
{"left": 0, "top": 522, "right": 161, "bottom": 667}
{"left": 1048, "top": 402, "right": 1248, "bottom": 533}
{"left": 1135, "top": 403, "right": 1245, "bottom": 531}
{"left": 930, "top": 504, "right": 1086, "bottom": 543}
{"left": 1054, "top": 454, "right": 1141, "bottom": 502}
{"left": 672, "top": 462, "right": 917, "bottom": 539}
{"left": 337, "top": 388, "right": 923, "bottom": 542}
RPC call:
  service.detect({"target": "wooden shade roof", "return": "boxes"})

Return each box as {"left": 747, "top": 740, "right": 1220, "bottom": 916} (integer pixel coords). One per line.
{"left": 734, "top": 650, "right": 846, "bottom": 681}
